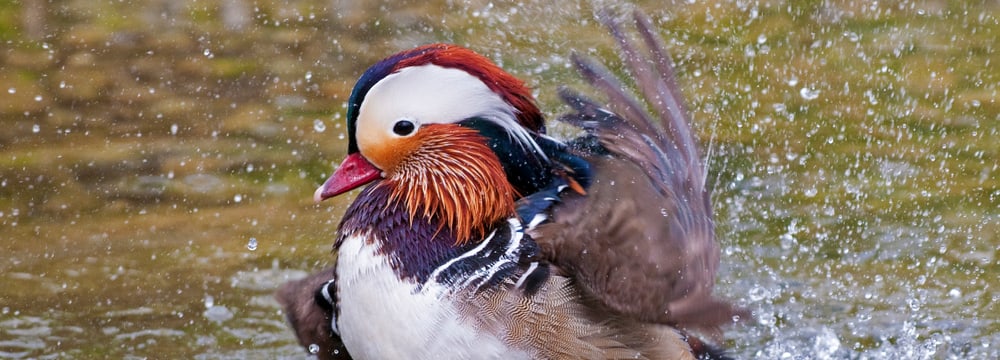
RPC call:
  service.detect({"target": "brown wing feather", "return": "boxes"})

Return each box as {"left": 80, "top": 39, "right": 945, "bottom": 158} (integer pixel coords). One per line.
{"left": 532, "top": 10, "right": 746, "bottom": 334}
{"left": 275, "top": 268, "right": 352, "bottom": 359}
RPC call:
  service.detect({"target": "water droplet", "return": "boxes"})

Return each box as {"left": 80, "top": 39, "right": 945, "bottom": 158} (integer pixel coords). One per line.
{"left": 948, "top": 288, "right": 961, "bottom": 298}
{"left": 857, "top": 309, "right": 872, "bottom": 322}
{"left": 305, "top": 71, "right": 313, "bottom": 81}
{"left": 246, "top": 237, "right": 258, "bottom": 251}
{"left": 170, "top": 124, "right": 179, "bottom": 135}
{"left": 845, "top": 31, "right": 860, "bottom": 42}
{"left": 748, "top": 285, "right": 770, "bottom": 301}
{"left": 203, "top": 48, "right": 212, "bottom": 57}
{"left": 233, "top": 194, "right": 243, "bottom": 203}
{"left": 813, "top": 327, "right": 841, "bottom": 357}
{"left": 204, "top": 295, "right": 215, "bottom": 309}
{"left": 313, "top": 119, "right": 326, "bottom": 133}
{"left": 7, "top": 88, "right": 15, "bottom": 94}
{"left": 757, "top": 312, "right": 776, "bottom": 326}
{"left": 308, "top": 344, "right": 320, "bottom": 354}
{"left": 800, "top": 87, "right": 820, "bottom": 100}
{"left": 779, "top": 233, "right": 797, "bottom": 250}
{"left": 34, "top": 95, "right": 43, "bottom": 102}
{"left": 32, "top": 124, "right": 40, "bottom": 133}
{"left": 204, "top": 305, "right": 234, "bottom": 323}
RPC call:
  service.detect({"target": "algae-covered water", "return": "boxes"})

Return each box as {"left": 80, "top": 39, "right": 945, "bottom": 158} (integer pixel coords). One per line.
{"left": 1, "top": 0, "right": 997, "bottom": 358}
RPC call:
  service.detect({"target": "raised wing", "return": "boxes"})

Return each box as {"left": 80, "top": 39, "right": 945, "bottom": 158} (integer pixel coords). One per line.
{"left": 532, "top": 10, "right": 744, "bottom": 334}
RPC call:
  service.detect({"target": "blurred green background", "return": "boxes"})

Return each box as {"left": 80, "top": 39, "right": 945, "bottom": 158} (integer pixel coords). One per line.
{"left": 1, "top": 0, "right": 998, "bottom": 358}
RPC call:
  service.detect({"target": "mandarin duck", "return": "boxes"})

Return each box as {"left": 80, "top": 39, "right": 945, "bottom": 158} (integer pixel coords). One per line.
{"left": 277, "top": 10, "right": 746, "bottom": 360}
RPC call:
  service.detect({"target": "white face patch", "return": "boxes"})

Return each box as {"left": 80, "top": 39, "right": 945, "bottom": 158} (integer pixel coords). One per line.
{"left": 354, "top": 64, "right": 543, "bottom": 160}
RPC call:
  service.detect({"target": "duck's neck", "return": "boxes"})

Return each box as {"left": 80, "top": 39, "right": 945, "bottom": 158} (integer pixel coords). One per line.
{"left": 336, "top": 184, "right": 489, "bottom": 284}
{"left": 338, "top": 183, "right": 541, "bottom": 290}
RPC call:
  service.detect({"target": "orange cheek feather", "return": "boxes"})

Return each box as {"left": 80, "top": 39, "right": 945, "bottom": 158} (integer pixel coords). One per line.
{"left": 364, "top": 134, "right": 424, "bottom": 175}
{"left": 377, "top": 124, "right": 516, "bottom": 245}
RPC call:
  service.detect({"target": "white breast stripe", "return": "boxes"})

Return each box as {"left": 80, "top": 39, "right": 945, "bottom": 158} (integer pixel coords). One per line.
{"left": 504, "top": 217, "right": 524, "bottom": 253}
{"left": 425, "top": 228, "right": 499, "bottom": 286}
{"left": 514, "top": 261, "right": 540, "bottom": 289}
{"left": 319, "top": 279, "right": 340, "bottom": 335}
{"left": 432, "top": 217, "right": 528, "bottom": 293}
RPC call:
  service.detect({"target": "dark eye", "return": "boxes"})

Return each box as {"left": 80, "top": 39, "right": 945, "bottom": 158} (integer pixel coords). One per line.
{"left": 392, "top": 120, "right": 415, "bottom": 136}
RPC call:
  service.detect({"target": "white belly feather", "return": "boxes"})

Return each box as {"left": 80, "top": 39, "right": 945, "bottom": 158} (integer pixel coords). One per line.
{"left": 335, "top": 233, "right": 531, "bottom": 360}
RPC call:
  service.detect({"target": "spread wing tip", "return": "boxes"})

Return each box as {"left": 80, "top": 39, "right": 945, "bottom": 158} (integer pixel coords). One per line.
{"left": 557, "top": 7, "right": 751, "bottom": 332}
{"left": 569, "top": 9, "right": 707, "bottom": 192}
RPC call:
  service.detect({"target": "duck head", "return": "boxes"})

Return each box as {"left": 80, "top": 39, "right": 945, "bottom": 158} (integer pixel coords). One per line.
{"left": 314, "top": 44, "right": 552, "bottom": 244}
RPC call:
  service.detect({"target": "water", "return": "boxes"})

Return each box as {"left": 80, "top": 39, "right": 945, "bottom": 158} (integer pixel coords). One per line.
{"left": 1, "top": 0, "right": 997, "bottom": 358}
